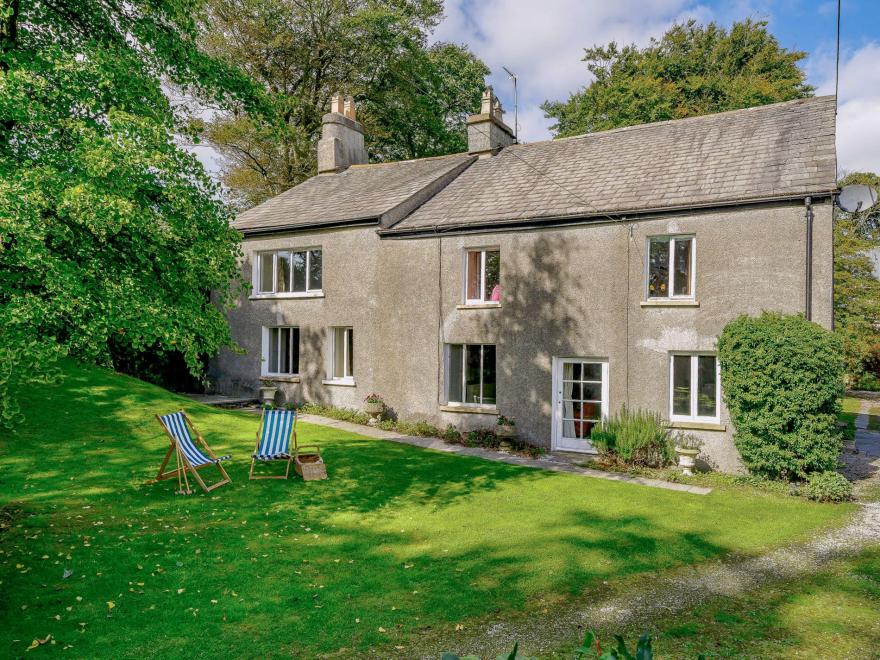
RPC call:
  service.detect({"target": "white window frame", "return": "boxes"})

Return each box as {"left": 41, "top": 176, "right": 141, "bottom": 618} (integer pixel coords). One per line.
{"left": 260, "top": 326, "right": 299, "bottom": 376}
{"left": 668, "top": 352, "right": 720, "bottom": 424}
{"left": 253, "top": 247, "right": 323, "bottom": 298}
{"left": 463, "top": 248, "right": 500, "bottom": 305}
{"left": 646, "top": 235, "right": 696, "bottom": 300}
{"left": 326, "top": 326, "right": 354, "bottom": 384}
{"left": 445, "top": 343, "right": 496, "bottom": 408}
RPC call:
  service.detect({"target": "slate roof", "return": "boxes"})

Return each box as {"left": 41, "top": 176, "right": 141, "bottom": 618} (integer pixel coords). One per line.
{"left": 387, "top": 96, "right": 837, "bottom": 233}
{"left": 233, "top": 153, "right": 474, "bottom": 233}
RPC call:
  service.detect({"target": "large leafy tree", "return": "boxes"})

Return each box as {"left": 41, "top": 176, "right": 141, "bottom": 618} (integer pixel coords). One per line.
{"left": 0, "top": 0, "right": 259, "bottom": 426}
{"left": 834, "top": 172, "right": 880, "bottom": 382}
{"left": 543, "top": 19, "right": 812, "bottom": 137}
{"left": 201, "top": 0, "right": 488, "bottom": 210}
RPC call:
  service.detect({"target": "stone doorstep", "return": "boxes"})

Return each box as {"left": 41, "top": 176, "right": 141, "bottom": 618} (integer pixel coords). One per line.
{"left": 297, "top": 413, "right": 712, "bottom": 496}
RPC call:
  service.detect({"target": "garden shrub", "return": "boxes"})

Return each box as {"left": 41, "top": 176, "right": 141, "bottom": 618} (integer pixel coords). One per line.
{"left": 805, "top": 471, "right": 853, "bottom": 502}
{"left": 592, "top": 406, "right": 674, "bottom": 467}
{"left": 718, "top": 312, "right": 845, "bottom": 480}
{"left": 442, "top": 424, "right": 462, "bottom": 443}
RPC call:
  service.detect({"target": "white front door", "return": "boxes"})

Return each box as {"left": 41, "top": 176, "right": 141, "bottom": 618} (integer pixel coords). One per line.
{"left": 552, "top": 358, "right": 609, "bottom": 453}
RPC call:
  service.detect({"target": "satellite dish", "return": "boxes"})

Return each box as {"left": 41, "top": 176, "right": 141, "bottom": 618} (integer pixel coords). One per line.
{"left": 838, "top": 184, "right": 878, "bottom": 213}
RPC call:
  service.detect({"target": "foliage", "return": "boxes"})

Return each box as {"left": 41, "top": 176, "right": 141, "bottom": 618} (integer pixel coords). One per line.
{"left": 364, "top": 392, "right": 385, "bottom": 404}
{"left": 442, "top": 424, "right": 462, "bottom": 443}
{"left": 673, "top": 432, "right": 704, "bottom": 451}
{"left": 0, "top": 0, "right": 258, "bottom": 426}
{"left": 497, "top": 415, "right": 516, "bottom": 426}
{"left": 853, "top": 373, "right": 880, "bottom": 392}
{"left": 833, "top": 171, "right": 880, "bottom": 382}
{"left": 296, "top": 402, "right": 372, "bottom": 426}
{"left": 201, "top": 0, "right": 489, "bottom": 209}
{"left": 718, "top": 313, "right": 845, "bottom": 480}
{"left": 575, "top": 630, "right": 653, "bottom": 659}
{"left": 442, "top": 643, "right": 534, "bottom": 660}
{"left": 805, "top": 471, "right": 853, "bottom": 502}
{"left": 1, "top": 360, "right": 853, "bottom": 656}
{"left": 543, "top": 19, "right": 811, "bottom": 138}
{"left": 592, "top": 407, "right": 674, "bottom": 467}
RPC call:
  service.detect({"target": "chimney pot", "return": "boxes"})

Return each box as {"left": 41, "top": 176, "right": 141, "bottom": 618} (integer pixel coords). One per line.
{"left": 344, "top": 95, "right": 356, "bottom": 121}
{"left": 317, "top": 92, "right": 367, "bottom": 173}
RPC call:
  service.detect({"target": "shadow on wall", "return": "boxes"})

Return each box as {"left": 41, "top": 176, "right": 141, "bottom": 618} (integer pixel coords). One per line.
{"left": 472, "top": 233, "right": 593, "bottom": 446}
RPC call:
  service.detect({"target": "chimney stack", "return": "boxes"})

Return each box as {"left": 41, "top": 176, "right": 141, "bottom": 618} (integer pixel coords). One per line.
{"left": 318, "top": 93, "right": 368, "bottom": 173}
{"left": 466, "top": 86, "right": 516, "bottom": 156}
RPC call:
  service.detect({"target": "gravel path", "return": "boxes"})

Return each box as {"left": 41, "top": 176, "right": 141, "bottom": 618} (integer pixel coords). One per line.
{"left": 420, "top": 502, "right": 880, "bottom": 658}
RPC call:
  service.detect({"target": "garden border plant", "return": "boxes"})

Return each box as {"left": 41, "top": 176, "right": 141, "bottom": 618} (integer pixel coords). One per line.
{"left": 717, "top": 312, "right": 846, "bottom": 481}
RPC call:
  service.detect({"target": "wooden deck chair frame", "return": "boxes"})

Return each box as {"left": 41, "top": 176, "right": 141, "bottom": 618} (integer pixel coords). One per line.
{"left": 249, "top": 408, "right": 295, "bottom": 480}
{"left": 155, "top": 412, "right": 232, "bottom": 494}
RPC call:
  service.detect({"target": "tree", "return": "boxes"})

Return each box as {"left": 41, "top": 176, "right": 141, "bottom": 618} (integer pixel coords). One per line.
{"left": 200, "top": 0, "right": 488, "bottom": 210}
{"left": 542, "top": 19, "right": 812, "bottom": 137}
{"left": 0, "top": 0, "right": 259, "bottom": 426}
{"left": 834, "top": 172, "right": 880, "bottom": 382}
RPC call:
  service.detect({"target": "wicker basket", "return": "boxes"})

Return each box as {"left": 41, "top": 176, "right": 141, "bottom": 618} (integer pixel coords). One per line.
{"left": 295, "top": 453, "right": 327, "bottom": 481}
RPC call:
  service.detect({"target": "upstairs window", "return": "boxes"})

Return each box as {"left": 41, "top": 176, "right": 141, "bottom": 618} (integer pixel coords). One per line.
{"left": 257, "top": 249, "right": 322, "bottom": 295}
{"left": 465, "top": 249, "right": 500, "bottom": 304}
{"left": 328, "top": 327, "right": 353, "bottom": 382}
{"left": 262, "top": 327, "right": 300, "bottom": 376}
{"left": 670, "top": 353, "right": 719, "bottom": 423}
{"left": 446, "top": 344, "right": 496, "bottom": 406}
{"left": 647, "top": 236, "right": 694, "bottom": 299}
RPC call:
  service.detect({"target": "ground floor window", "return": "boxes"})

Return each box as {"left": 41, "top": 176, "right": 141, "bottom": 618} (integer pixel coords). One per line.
{"left": 262, "top": 327, "right": 299, "bottom": 376}
{"left": 328, "top": 327, "right": 354, "bottom": 381}
{"left": 446, "top": 344, "right": 496, "bottom": 406}
{"left": 670, "top": 353, "right": 719, "bottom": 422}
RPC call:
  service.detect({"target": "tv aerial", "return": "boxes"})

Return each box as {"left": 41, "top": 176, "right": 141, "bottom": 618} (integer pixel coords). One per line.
{"left": 838, "top": 184, "right": 878, "bottom": 213}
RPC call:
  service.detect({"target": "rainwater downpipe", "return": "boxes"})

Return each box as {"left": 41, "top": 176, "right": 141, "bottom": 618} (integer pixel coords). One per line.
{"left": 805, "top": 196, "right": 813, "bottom": 321}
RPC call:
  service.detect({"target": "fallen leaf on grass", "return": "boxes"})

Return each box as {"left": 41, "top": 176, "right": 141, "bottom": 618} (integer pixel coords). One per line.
{"left": 27, "top": 635, "right": 52, "bottom": 651}
{"left": 106, "top": 601, "right": 115, "bottom": 612}
{"left": 62, "top": 569, "right": 73, "bottom": 579}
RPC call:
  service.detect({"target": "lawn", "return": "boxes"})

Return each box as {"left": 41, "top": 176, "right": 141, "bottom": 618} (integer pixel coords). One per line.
{"left": 0, "top": 361, "right": 856, "bottom": 657}
{"left": 603, "top": 548, "right": 880, "bottom": 658}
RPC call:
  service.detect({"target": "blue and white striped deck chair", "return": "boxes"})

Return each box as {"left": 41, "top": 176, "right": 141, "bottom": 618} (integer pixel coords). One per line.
{"left": 155, "top": 411, "right": 232, "bottom": 494}
{"left": 250, "top": 408, "right": 297, "bottom": 480}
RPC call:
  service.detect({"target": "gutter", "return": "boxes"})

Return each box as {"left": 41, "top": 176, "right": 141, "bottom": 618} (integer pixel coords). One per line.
{"left": 376, "top": 190, "right": 838, "bottom": 239}
{"left": 237, "top": 216, "right": 379, "bottom": 238}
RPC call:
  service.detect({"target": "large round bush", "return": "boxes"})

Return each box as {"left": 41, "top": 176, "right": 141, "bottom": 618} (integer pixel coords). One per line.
{"left": 717, "top": 312, "right": 845, "bottom": 480}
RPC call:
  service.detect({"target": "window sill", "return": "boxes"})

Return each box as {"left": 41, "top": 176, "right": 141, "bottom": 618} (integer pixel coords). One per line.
{"left": 261, "top": 375, "right": 301, "bottom": 383}
{"left": 439, "top": 404, "right": 498, "bottom": 414}
{"left": 641, "top": 299, "right": 699, "bottom": 308}
{"left": 249, "top": 292, "right": 324, "bottom": 300}
{"left": 456, "top": 302, "right": 501, "bottom": 310}
{"left": 322, "top": 378, "right": 356, "bottom": 387}
{"left": 668, "top": 421, "right": 726, "bottom": 432}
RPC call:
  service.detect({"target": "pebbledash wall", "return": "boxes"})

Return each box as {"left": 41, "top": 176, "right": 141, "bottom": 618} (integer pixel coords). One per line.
{"left": 211, "top": 198, "right": 833, "bottom": 473}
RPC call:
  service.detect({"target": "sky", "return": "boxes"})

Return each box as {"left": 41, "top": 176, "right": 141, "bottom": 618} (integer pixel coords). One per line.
{"left": 432, "top": 0, "right": 880, "bottom": 175}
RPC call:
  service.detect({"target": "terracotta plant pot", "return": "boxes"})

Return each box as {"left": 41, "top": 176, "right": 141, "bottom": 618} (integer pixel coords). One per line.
{"left": 675, "top": 447, "right": 700, "bottom": 476}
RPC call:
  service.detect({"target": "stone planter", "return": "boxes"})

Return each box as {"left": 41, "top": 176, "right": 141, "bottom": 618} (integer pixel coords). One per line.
{"left": 498, "top": 440, "right": 513, "bottom": 452}
{"left": 675, "top": 447, "right": 700, "bottom": 476}
{"left": 259, "top": 386, "right": 277, "bottom": 405}
{"left": 364, "top": 400, "right": 384, "bottom": 426}
{"left": 495, "top": 423, "right": 517, "bottom": 440}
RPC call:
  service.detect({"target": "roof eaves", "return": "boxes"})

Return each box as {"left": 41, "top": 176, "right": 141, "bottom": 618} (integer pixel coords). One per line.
{"left": 238, "top": 216, "right": 380, "bottom": 237}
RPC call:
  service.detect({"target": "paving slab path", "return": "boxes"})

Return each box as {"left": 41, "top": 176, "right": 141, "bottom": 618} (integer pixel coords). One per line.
{"left": 297, "top": 413, "right": 711, "bottom": 495}
{"left": 411, "top": 501, "right": 880, "bottom": 659}
{"left": 855, "top": 399, "right": 880, "bottom": 458}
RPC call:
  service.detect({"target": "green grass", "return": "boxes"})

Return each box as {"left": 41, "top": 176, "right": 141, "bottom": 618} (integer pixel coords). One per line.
{"left": 0, "top": 361, "right": 856, "bottom": 657}
{"left": 611, "top": 548, "right": 880, "bottom": 658}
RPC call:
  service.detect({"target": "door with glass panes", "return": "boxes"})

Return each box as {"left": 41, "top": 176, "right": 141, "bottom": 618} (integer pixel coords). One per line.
{"left": 552, "top": 358, "right": 609, "bottom": 452}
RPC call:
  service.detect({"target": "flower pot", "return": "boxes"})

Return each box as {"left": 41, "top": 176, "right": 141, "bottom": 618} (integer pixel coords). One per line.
{"left": 498, "top": 440, "right": 513, "bottom": 452}
{"left": 495, "top": 424, "right": 516, "bottom": 440}
{"left": 259, "top": 386, "right": 277, "bottom": 405}
{"left": 675, "top": 447, "right": 700, "bottom": 476}
{"left": 364, "top": 401, "right": 384, "bottom": 415}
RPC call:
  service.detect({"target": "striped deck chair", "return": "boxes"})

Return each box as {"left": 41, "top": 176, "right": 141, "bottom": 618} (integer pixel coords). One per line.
{"left": 155, "top": 411, "right": 232, "bottom": 494}
{"left": 249, "top": 408, "right": 296, "bottom": 480}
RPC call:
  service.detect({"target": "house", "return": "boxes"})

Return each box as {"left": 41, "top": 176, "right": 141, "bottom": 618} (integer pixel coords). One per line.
{"left": 212, "top": 88, "right": 837, "bottom": 472}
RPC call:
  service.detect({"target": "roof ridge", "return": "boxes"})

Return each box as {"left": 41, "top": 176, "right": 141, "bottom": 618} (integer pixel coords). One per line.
{"left": 347, "top": 152, "right": 471, "bottom": 169}
{"left": 514, "top": 95, "right": 835, "bottom": 149}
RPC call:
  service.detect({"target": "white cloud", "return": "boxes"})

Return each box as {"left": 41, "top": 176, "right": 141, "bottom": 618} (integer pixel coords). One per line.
{"left": 814, "top": 43, "right": 880, "bottom": 175}
{"left": 434, "top": 0, "right": 713, "bottom": 141}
